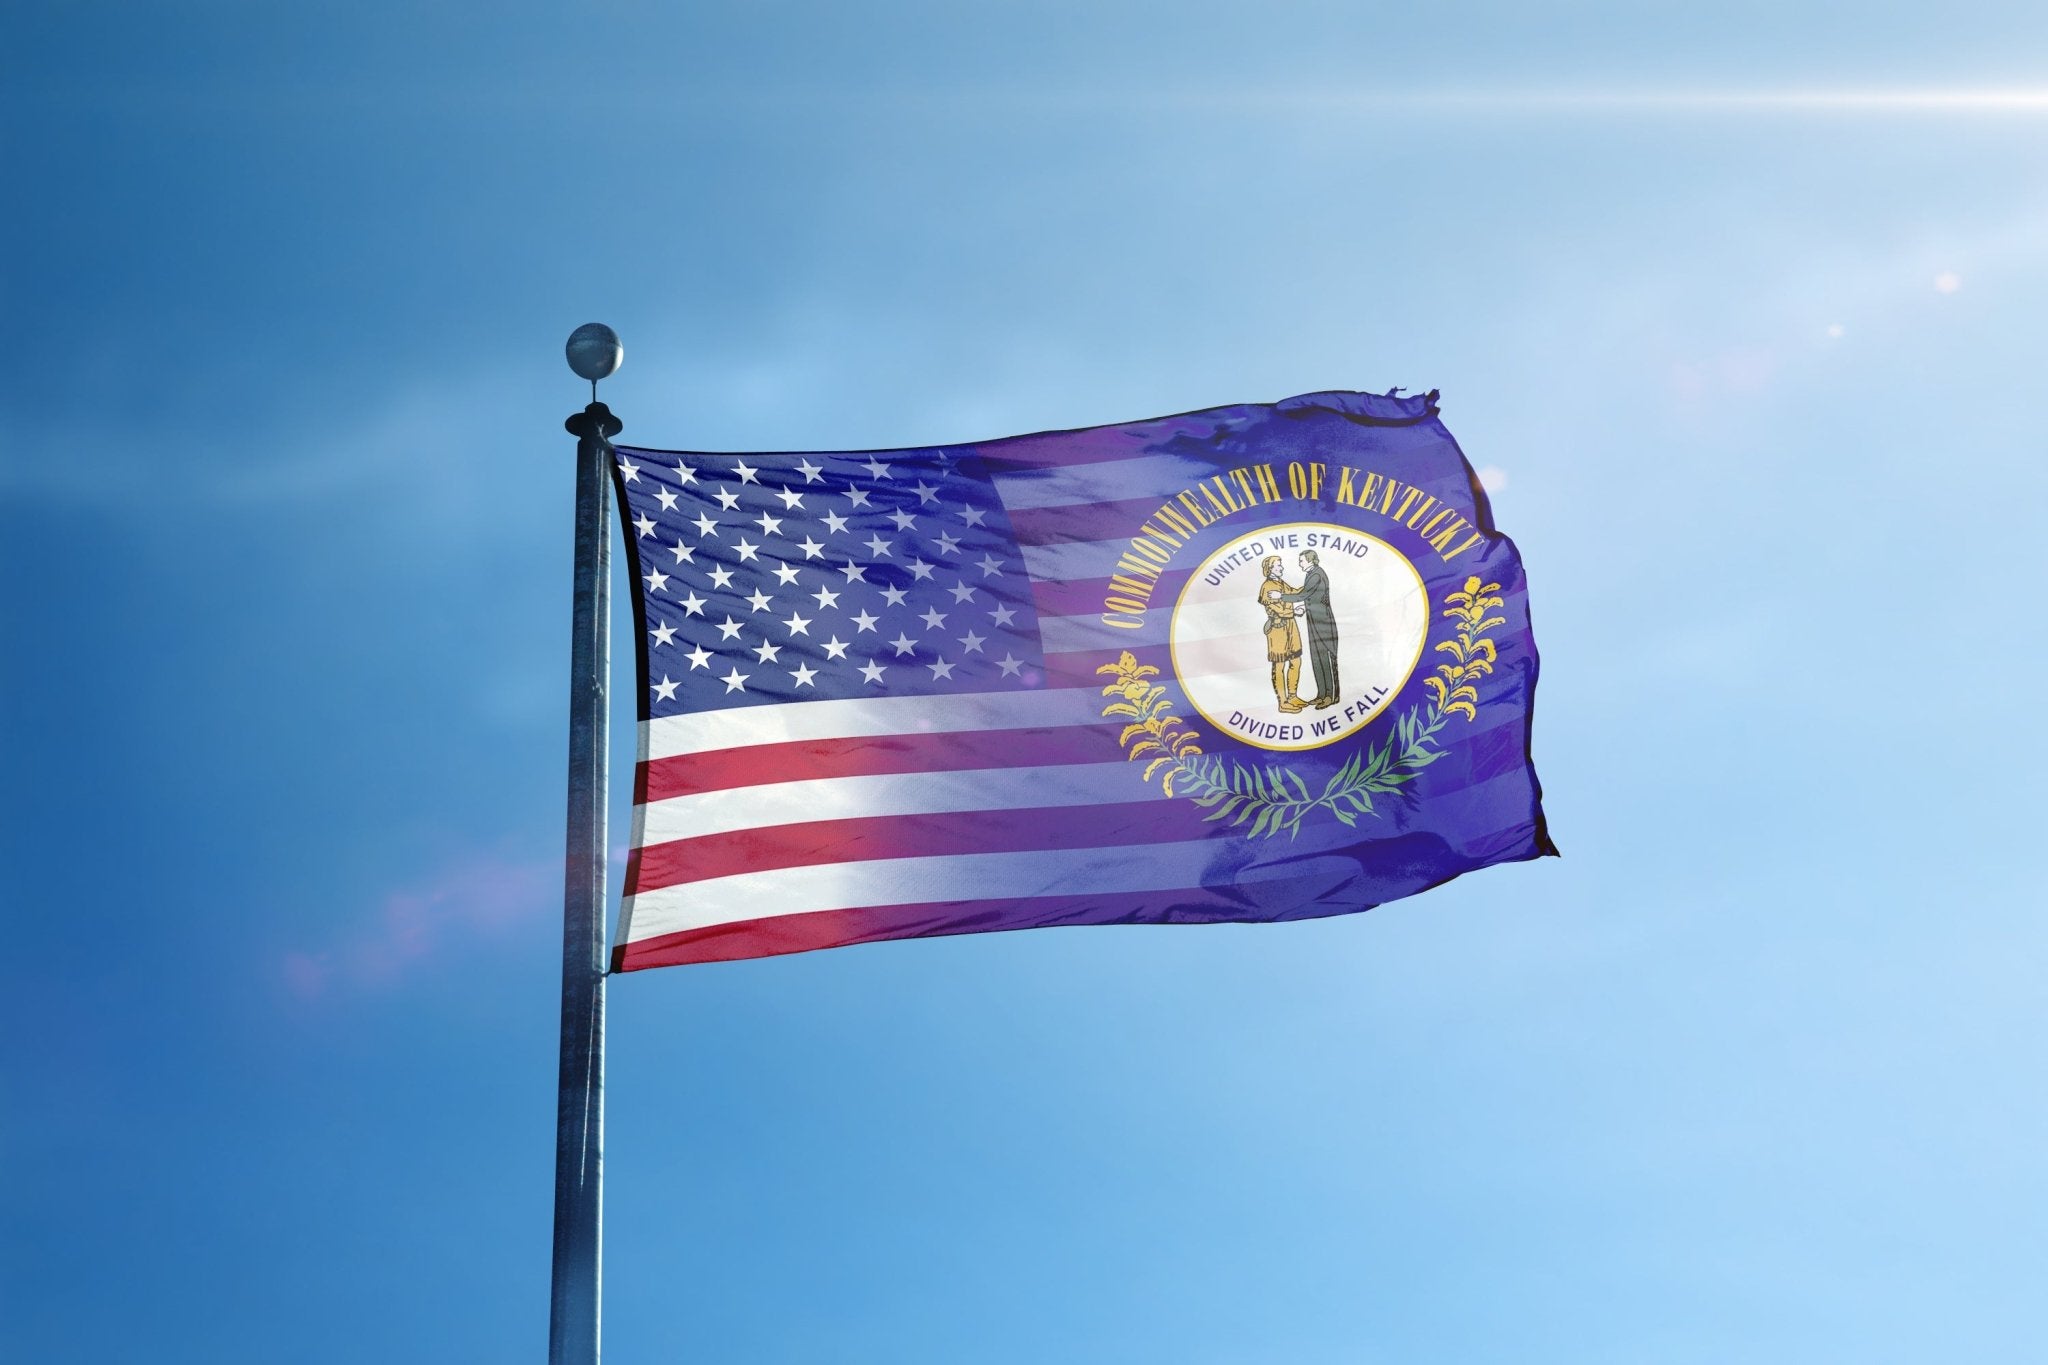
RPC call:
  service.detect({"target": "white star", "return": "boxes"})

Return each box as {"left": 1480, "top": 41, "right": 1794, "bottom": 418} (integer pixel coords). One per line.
{"left": 976, "top": 553, "right": 1003, "bottom": 577}
{"left": 839, "top": 561, "right": 866, "bottom": 583}
{"left": 686, "top": 644, "right": 713, "bottom": 670}
{"left": 880, "top": 585, "right": 908, "bottom": 607}
{"left": 733, "top": 538, "right": 760, "bottom": 562}
{"left": 947, "top": 582, "right": 976, "bottom": 604}
{"left": 653, "top": 675, "right": 680, "bottom": 702}
{"left": 745, "top": 588, "right": 774, "bottom": 613}
{"left": 918, "top": 606, "right": 947, "bottom": 630}
{"left": 772, "top": 563, "right": 801, "bottom": 586}
{"left": 650, "top": 621, "right": 677, "bottom": 646}
{"left": 654, "top": 487, "right": 679, "bottom": 512}
{"left": 958, "top": 630, "right": 987, "bottom": 654}
{"left": 961, "top": 505, "right": 988, "bottom": 527}
{"left": 692, "top": 513, "right": 719, "bottom": 538}
{"left": 644, "top": 568, "right": 669, "bottom": 593}
{"left": 783, "top": 611, "right": 812, "bottom": 636}
{"left": 820, "top": 510, "right": 850, "bottom": 535}
{"left": 989, "top": 604, "right": 1017, "bottom": 627}
{"left": 715, "top": 615, "right": 744, "bottom": 641}
{"left": 680, "top": 591, "right": 707, "bottom": 616}
{"left": 864, "top": 534, "right": 892, "bottom": 558}
{"left": 996, "top": 653, "right": 1023, "bottom": 677}
{"left": 720, "top": 666, "right": 749, "bottom": 693}
{"left": 935, "top": 532, "right": 961, "bottom": 556}
{"left": 907, "top": 559, "right": 936, "bottom": 581}
{"left": 850, "top": 609, "right": 879, "bottom": 633}
{"left": 753, "top": 511, "right": 783, "bottom": 537}
{"left": 889, "top": 632, "right": 917, "bottom": 656}
{"left": 714, "top": 488, "right": 741, "bottom": 510}
{"left": 887, "top": 508, "right": 917, "bottom": 532}
{"left": 862, "top": 457, "right": 891, "bottom": 479}
{"left": 775, "top": 488, "right": 804, "bottom": 510}
{"left": 821, "top": 635, "right": 850, "bottom": 660}
{"left": 811, "top": 585, "right": 841, "bottom": 609}
{"left": 751, "top": 639, "right": 781, "bottom": 664}
{"left": 845, "top": 488, "right": 871, "bottom": 508}
{"left": 912, "top": 481, "right": 939, "bottom": 505}
{"left": 674, "top": 462, "right": 697, "bottom": 486}
{"left": 669, "top": 541, "right": 694, "bottom": 565}
{"left": 733, "top": 459, "right": 759, "bottom": 484}
{"left": 795, "top": 458, "right": 824, "bottom": 484}
{"left": 707, "top": 565, "right": 735, "bottom": 590}
{"left": 797, "top": 536, "right": 824, "bottom": 559}
{"left": 616, "top": 457, "right": 641, "bottom": 483}
{"left": 859, "top": 659, "right": 887, "bottom": 685}
{"left": 927, "top": 657, "right": 956, "bottom": 680}
{"left": 790, "top": 663, "right": 818, "bottom": 688}
{"left": 633, "top": 514, "right": 657, "bottom": 538}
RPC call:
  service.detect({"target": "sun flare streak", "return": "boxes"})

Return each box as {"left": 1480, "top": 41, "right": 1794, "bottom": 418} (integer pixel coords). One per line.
{"left": 1328, "top": 87, "right": 2048, "bottom": 112}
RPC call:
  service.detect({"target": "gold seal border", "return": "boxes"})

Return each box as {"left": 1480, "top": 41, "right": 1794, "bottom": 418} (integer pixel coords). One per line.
{"left": 1167, "top": 521, "right": 1429, "bottom": 754}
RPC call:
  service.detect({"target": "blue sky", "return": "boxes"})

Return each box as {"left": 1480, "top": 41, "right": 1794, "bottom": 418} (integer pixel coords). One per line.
{"left": 5, "top": 3, "right": 2047, "bottom": 1361}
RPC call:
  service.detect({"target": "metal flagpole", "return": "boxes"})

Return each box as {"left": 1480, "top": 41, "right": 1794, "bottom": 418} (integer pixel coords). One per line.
{"left": 551, "top": 323, "right": 622, "bottom": 1365}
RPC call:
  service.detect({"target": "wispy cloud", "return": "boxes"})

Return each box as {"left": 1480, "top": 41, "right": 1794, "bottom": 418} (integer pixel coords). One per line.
{"left": 280, "top": 848, "right": 556, "bottom": 1000}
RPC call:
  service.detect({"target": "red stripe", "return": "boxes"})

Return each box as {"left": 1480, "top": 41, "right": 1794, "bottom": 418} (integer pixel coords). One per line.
{"left": 636, "top": 723, "right": 1125, "bottom": 802}
{"left": 610, "top": 869, "right": 1369, "bottom": 970}
{"left": 1006, "top": 496, "right": 1166, "bottom": 544}
{"left": 976, "top": 411, "right": 1245, "bottom": 471}
{"left": 1030, "top": 568, "right": 1193, "bottom": 621}
{"left": 627, "top": 798, "right": 1201, "bottom": 895}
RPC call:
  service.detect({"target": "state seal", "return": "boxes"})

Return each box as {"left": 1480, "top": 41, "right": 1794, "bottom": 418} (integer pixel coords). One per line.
{"left": 1167, "top": 523, "right": 1427, "bottom": 753}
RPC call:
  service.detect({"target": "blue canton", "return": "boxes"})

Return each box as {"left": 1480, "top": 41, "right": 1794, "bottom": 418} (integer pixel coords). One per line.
{"left": 614, "top": 448, "right": 1047, "bottom": 716}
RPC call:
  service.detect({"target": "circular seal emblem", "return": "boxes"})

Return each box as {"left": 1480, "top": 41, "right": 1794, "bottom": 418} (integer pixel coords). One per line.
{"left": 1168, "top": 523, "right": 1428, "bottom": 752}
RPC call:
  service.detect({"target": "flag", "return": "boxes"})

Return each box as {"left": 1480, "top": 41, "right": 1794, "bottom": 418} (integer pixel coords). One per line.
{"left": 608, "top": 388, "right": 1553, "bottom": 970}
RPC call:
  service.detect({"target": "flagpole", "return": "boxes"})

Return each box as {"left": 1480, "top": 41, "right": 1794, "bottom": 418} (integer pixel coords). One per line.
{"left": 551, "top": 324, "right": 622, "bottom": 1365}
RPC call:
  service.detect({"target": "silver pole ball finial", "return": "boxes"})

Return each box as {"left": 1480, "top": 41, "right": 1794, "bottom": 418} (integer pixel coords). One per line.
{"left": 566, "top": 323, "right": 623, "bottom": 383}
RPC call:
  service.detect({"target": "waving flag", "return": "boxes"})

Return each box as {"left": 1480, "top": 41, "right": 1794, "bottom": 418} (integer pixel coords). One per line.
{"left": 608, "top": 389, "right": 1553, "bottom": 970}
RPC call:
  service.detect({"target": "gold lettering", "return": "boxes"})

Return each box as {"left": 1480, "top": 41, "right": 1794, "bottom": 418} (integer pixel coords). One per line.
{"left": 1175, "top": 490, "right": 1215, "bottom": 528}
{"left": 1285, "top": 462, "right": 1310, "bottom": 499}
{"left": 1252, "top": 464, "right": 1283, "bottom": 503}
{"left": 1114, "top": 553, "right": 1163, "bottom": 582}
{"left": 1154, "top": 503, "right": 1198, "bottom": 539}
{"left": 1129, "top": 536, "right": 1173, "bottom": 565}
{"left": 1137, "top": 519, "right": 1182, "bottom": 549}
{"left": 1335, "top": 467, "right": 1360, "bottom": 506}
{"left": 1106, "top": 574, "right": 1156, "bottom": 601}
{"left": 1440, "top": 530, "right": 1484, "bottom": 561}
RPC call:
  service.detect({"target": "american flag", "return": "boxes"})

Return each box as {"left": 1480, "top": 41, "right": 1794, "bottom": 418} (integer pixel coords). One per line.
{"left": 610, "top": 391, "right": 1552, "bottom": 969}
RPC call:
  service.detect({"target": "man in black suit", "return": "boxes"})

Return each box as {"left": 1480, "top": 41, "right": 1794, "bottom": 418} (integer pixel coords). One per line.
{"left": 1280, "top": 550, "right": 1340, "bottom": 708}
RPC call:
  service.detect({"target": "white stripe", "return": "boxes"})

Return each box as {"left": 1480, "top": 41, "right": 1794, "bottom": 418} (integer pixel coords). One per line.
{"left": 639, "top": 761, "right": 1146, "bottom": 844}
{"left": 620, "top": 838, "right": 1242, "bottom": 940}
{"left": 1020, "top": 538, "right": 1132, "bottom": 581}
{"left": 993, "top": 455, "right": 1214, "bottom": 510}
{"left": 643, "top": 686, "right": 1103, "bottom": 760}
{"left": 1040, "top": 611, "right": 1163, "bottom": 653}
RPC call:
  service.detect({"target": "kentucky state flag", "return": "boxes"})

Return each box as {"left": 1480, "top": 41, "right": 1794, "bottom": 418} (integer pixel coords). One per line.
{"left": 608, "top": 389, "right": 1554, "bottom": 970}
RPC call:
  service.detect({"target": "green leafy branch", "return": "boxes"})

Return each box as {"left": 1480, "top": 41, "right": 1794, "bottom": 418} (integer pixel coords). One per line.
{"left": 1149, "top": 575, "right": 1507, "bottom": 838}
